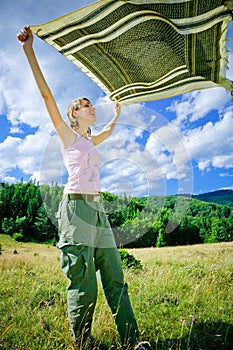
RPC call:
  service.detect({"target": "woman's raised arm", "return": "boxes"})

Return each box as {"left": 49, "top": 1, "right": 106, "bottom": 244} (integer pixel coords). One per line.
{"left": 17, "top": 26, "right": 64, "bottom": 130}
{"left": 92, "top": 102, "right": 121, "bottom": 145}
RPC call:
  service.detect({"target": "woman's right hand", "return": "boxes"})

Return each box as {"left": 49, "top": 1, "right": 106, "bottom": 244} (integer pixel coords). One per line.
{"left": 17, "top": 26, "right": 33, "bottom": 49}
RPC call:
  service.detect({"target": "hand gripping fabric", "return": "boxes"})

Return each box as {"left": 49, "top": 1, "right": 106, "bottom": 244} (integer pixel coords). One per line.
{"left": 31, "top": 0, "right": 233, "bottom": 104}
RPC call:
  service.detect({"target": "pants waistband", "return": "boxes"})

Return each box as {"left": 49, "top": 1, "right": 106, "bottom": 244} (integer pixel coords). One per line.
{"left": 62, "top": 193, "right": 101, "bottom": 203}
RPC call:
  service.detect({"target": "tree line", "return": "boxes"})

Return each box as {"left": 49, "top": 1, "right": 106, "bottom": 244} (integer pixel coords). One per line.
{"left": 0, "top": 182, "right": 233, "bottom": 247}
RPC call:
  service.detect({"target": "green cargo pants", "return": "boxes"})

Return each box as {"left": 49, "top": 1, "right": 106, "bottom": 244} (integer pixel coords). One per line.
{"left": 57, "top": 198, "right": 140, "bottom": 347}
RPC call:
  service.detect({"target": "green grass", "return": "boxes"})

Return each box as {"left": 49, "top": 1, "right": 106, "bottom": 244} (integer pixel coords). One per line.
{"left": 0, "top": 234, "right": 233, "bottom": 349}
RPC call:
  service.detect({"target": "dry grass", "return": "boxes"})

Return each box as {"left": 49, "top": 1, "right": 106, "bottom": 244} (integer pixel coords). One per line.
{"left": 0, "top": 235, "right": 233, "bottom": 349}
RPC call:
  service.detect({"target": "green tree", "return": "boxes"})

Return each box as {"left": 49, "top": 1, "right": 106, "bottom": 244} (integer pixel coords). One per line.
{"left": 33, "top": 206, "right": 58, "bottom": 242}
{"left": 1, "top": 216, "right": 28, "bottom": 236}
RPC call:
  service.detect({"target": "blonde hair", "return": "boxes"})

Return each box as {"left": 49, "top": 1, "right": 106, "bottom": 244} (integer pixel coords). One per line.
{"left": 66, "top": 97, "right": 91, "bottom": 135}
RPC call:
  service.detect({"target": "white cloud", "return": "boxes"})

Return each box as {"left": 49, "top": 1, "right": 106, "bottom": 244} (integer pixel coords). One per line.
{"left": 168, "top": 88, "right": 231, "bottom": 124}
{"left": 220, "top": 172, "right": 233, "bottom": 177}
{"left": 38, "top": 134, "right": 65, "bottom": 185}
{"left": 0, "top": 136, "right": 22, "bottom": 171}
{"left": 9, "top": 127, "right": 24, "bottom": 134}
{"left": 0, "top": 128, "right": 54, "bottom": 183}
{"left": 145, "top": 123, "right": 193, "bottom": 186}
{"left": 184, "top": 106, "right": 233, "bottom": 171}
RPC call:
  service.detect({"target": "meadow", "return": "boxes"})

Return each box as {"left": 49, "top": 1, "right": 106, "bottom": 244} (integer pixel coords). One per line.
{"left": 0, "top": 234, "right": 232, "bottom": 350}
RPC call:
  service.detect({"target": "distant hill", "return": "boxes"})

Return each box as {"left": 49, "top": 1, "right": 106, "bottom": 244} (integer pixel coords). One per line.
{"left": 193, "top": 189, "right": 233, "bottom": 207}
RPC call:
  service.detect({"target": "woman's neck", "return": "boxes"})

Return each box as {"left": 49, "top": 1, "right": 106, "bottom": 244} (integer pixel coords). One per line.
{"left": 74, "top": 125, "right": 89, "bottom": 139}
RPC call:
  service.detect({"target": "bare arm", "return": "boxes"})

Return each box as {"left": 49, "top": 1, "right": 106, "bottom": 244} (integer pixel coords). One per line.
{"left": 17, "top": 26, "right": 64, "bottom": 130}
{"left": 92, "top": 102, "right": 121, "bottom": 146}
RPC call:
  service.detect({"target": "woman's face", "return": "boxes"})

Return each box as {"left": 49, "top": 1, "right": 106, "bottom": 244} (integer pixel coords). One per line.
{"left": 73, "top": 99, "right": 96, "bottom": 124}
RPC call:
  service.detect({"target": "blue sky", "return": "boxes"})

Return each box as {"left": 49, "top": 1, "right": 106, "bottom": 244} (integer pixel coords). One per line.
{"left": 0, "top": 0, "right": 233, "bottom": 197}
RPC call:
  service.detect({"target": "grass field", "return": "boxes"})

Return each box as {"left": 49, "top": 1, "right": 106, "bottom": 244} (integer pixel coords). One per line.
{"left": 0, "top": 234, "right": 233, "bottom": 350}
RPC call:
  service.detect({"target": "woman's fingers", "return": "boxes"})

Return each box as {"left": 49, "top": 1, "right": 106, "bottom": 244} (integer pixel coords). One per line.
{"left": 17, "top": 26, "right": 33, "bottom": 45}
{"left": 17, "top": 29, "right": 28, "bottom": 41}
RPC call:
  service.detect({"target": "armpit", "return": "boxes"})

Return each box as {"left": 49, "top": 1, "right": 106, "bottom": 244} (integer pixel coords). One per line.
{"left": 56, "top": 120, "right": 77, "bottom": 149}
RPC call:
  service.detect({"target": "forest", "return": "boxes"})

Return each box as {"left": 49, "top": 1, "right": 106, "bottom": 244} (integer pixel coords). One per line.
{"left": 0, "top": 182, "right": 233, "bottom": 247}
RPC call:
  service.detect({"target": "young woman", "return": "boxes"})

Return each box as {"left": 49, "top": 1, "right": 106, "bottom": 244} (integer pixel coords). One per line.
{"left": 17, "top": 26, "right": 151, "bottom": 350}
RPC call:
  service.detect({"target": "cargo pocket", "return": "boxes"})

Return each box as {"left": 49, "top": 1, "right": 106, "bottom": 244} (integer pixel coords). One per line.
{"left": 67, "top": 200, "right": 78, "bottom": 224}
{"left": 56, "top": 200, "right": 77, "bottom": 238}
{"left": 58, "top": 200, "right": 77, "bottom": 226}
{"left": 60, "top": 245, "right": 86, "bottom": 284}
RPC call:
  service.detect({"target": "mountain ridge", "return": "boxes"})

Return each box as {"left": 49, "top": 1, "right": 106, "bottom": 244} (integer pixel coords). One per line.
{"left": 192, "top": 189, "right": 233, "bottom": 207}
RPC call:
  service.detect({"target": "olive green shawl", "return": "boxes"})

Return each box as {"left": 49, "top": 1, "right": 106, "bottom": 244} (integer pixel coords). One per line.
{"left": 31, "top": 0, "right": 233, "bottom": 103}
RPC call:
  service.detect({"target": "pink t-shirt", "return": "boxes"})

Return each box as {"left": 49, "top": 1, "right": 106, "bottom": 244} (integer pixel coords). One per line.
{"left": 57, "top": 122, "right": 102, "bottom": 193}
